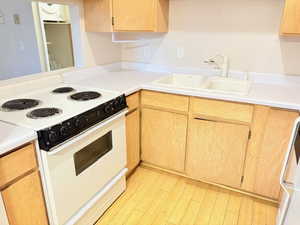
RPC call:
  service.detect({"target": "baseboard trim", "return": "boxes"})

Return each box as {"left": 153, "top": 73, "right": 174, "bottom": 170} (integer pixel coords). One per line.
{"left": 140, "top": 162, "right": 279, "bottom": 206}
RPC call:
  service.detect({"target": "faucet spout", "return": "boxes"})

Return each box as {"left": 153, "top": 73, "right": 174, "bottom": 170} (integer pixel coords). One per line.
{"left": 204, "top": 54, "right": 229, "bottom": 78}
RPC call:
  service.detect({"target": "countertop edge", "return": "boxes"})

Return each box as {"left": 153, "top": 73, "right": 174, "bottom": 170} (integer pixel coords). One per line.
{"left": 0, "top": 132, "right": 37, "bottom": 156}
{"left": 127, "top": 84, "right": 300, "bottom": 111}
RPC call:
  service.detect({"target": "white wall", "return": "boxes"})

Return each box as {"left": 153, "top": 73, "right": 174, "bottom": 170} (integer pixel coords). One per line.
{"left": 121, "top": 0, "right": 300, "bottom": 75}
{"left": 0, "top": 0, "right": 42, "bottom": 79}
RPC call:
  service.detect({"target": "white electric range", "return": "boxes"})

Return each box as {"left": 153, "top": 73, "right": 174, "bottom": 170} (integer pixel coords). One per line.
{"left": 0, "top": 83, "right": 128, "bottom": 225}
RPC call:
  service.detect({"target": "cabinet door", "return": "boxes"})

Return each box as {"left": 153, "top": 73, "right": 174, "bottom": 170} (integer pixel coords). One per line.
{"left": 186, "top": 118, "right": 250, "bottom": 188}
{"left": 126, "top": 109, "right": 140, "bottom": 174}
{"left": 112, "top": 0, "right": 155, "bottom": 31}
{"left": 141, "top": 108, "right": 188, "bottom": 172}
{"left": 245, "top": 108, "right": 298, "bottom": 199}
{"left": 2, "top": 171, "right": 48, "bottom": 225}
{"left": 281, "top": 0, "right": 300, "bottom": 35}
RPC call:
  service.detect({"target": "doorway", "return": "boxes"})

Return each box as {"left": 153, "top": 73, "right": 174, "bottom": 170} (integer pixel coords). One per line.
{"left": 32, "top": 2, "right": 82, "bottom": 72}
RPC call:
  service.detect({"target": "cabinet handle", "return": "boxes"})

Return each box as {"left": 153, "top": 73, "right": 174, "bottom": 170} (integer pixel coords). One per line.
{"left": 194, "top": 117, "right": 215, "bottom": 122}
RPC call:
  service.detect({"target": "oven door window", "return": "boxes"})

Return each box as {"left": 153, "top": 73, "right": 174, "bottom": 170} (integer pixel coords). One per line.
{"left": 74, "top": 131, "right": 113, "bottom": 176}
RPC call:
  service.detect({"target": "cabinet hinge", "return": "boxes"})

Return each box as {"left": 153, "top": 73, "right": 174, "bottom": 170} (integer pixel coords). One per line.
{"left": 248, "top": 131, "right": 252, "bottom": 140}
{"left": 241, "top": 176, "right": 244, "bottom": 184}
{"left": 112, "top": 17, "right": 115, "bottom": 26}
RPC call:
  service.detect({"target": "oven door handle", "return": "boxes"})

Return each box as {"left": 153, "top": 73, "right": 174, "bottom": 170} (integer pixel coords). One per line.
{"left": 47, "top": 109, "right": 128, "bottom": 156}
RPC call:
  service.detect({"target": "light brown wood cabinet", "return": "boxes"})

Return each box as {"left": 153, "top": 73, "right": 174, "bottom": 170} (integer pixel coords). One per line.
{"left": 0, "top": 144, "right": 49, "bottom": 225}
{"left": 84, "top": 0, "right": 169, "bottom": 32}
{"left": 141, "top": 108, "right": 188, "bottom": 172}
{"left": 140, "top": 90, "right": 299, "bottom": 201}
{"left": 126, "top": 92, "right": 141, "bottom": 175}
{"left": 186, "top": 118, "right": 250, "bottom": 188}
{"left": 190, "top": 97, "right": 253, "bottom": 124}
{"left": 280, "top": 0, "right": 300, "bottom": 36}
{"left": 126, "top": 109, "right": 140, "bottom": 174}
{"left": 242, "top": 106, "right": 299, "bottom": 199}
{"left": 2, "top": 171, "right": 48, "bottom": 225}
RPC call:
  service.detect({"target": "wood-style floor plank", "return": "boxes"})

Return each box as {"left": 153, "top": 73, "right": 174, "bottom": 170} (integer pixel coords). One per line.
{"left": 237, "top": 196, "right": 253, "bottom": 225}
{"left": 222, "top": 193, "right": 242, "bottom": 225}
{"left": 194, "top": 186, "right": 219, "bottom": 225}
{"left": 95, "top": 167, "right": 278, "bottom": 225}
{"left": 209, "top": 189, "right": 230, "bottom": 225}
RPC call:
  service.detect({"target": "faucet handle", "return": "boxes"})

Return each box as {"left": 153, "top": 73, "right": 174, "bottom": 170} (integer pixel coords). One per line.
{"left": 204, "top": 59, "right": 215, "bottom": 64}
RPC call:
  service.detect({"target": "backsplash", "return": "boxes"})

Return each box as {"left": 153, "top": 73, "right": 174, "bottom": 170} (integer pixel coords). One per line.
{"left": 121, "top": 0, "right": 300, "bottom": 75}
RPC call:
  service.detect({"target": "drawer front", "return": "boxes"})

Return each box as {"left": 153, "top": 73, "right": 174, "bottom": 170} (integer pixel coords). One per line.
{"left": 0, "top": 144, "right": 37, "bottom": 187}
{"left": 126, "top": 92, "right": 140, "bottom": 112}
{"left": 191, "top": 97, "right": 254, "bottom": 123}
{"left": 141, "top": 90, "right": 189, "bottom": 112}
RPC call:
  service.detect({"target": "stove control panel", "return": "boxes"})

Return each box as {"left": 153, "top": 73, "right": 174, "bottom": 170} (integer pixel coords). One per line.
{"left": 38, "top": 94, "right": 127, "bottom": 151}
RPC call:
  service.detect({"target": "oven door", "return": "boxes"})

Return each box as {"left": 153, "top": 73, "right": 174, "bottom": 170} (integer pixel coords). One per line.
{"left": 40, "top": 114, "right": 126, "bottom": 225}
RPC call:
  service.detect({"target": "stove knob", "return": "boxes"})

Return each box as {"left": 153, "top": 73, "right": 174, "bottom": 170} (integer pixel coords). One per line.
{"left": 48, "top": 131, "right": 58, "bottom": 143}
{"left": 75, "top": 117, "right": 86, "bottom": 128}
{"left": 118, "top": 96, "right": 125, "bottom": 105}
{"left": 60, "top": 126, "right": 68, "bottom": 136}
{"left": 113, "top": 100, "right": 119, "bottom": 108}
{"left": 104, "top": 104, "right": 113, "bottom": 114}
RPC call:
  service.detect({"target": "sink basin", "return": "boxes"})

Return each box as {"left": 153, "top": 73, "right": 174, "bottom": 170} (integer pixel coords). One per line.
{"left": 203, "top": 77, "right": 251, "bottom": 95}
{"left": 153, "top": 74, "right": 207, "bottom": 90}
{"left": 153, "top": 74, "right": 251, "bottom": 96}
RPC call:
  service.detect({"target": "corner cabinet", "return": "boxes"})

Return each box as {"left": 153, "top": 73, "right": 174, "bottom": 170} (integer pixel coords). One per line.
{"left": 186, "top": 118, "right": 250, "bottom": 188}
{"left": 84, "top": 0, "right": 169, "bottom": 32}
{"left": 0, "top": 143, "right": 49, "bottom": 225}
{"left": 280, "top": 0, "right": 300, "bottom": 35}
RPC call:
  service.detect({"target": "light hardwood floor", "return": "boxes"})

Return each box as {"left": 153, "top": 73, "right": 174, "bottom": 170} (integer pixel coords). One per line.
{"left": 96, "top": 166, "right": 278, "bottom": 225}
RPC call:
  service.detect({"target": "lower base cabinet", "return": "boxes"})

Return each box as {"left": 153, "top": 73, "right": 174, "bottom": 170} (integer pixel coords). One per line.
{"left": 2, "top": 171, "right": 49, "bottom": 225}
{"left": 140, "top": 90, "right": 299, "bottom": 200}
{"left": 141, "top": 108, "right": 188, "bottom": 172}
{"left": 242, "top": 107, "right": 299, "bottom": 199}
{"left": 126, "top": 109, "right": 141, "bottom": 174}
{"left": 186, "top": 118, "right": 250, "bottom": 188}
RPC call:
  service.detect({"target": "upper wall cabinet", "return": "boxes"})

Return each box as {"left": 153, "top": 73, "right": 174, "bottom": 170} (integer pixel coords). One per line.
{"left": 280, "top": 0, "right": 300, "bottom": 35}
{"left": 84, "top": 0, "right": 169, "bottom": 32}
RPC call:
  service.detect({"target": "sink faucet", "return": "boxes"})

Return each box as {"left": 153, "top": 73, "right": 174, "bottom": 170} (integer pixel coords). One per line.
{"left": 204, "top": 54, "right": 229, "bottom": 78}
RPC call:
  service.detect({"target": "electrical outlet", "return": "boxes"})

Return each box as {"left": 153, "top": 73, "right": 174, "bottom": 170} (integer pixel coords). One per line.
{"left": 177, "top": 47, "right": 185, "bottom": 59}
{"left": 13, "top": 14, "right": 21, "bottom": 24}
{"left": 0, "top": 12, "right": 5, "bottom": 24}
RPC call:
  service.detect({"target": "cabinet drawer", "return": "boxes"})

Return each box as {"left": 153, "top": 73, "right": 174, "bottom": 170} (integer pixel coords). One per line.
{"left": 191, "top": 97, "right": 254, "bottom": 123}
{"left": 126, "top": 92, "right": 139, "bottom": 112}
{"left": 141, "top": 90, "right": 189, "bottom": 112}
{"left": 0, "top": 144, "right": 37, "bottom": 187}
